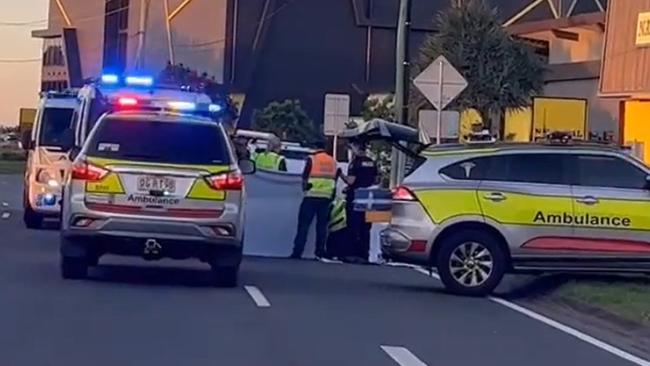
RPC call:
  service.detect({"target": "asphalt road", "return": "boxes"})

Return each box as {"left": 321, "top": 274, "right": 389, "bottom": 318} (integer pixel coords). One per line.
{"left": 0, "top": 173, "right": 644, "bottom": 366}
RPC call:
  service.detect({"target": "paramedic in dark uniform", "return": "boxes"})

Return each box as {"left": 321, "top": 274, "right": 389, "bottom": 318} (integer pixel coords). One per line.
{"left": 339, "top": 141, "right": 377, "bottom": 263}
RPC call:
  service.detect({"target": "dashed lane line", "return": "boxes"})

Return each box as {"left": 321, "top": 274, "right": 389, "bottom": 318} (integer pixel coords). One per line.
{"left": 381, "top": 346, "right": 428, "bottom": 366}
{"left": 409, "top": 267, "right": 650, "bottom": 366}
{"left": 1, "top": 212, "right": 10, "bottom": 219}
{"left": 244, "top": 285, "right": 271, "bottom": 308}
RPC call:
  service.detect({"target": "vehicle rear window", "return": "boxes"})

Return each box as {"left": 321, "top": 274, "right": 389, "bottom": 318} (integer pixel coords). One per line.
{"left": 86, "top": 118, "right": 231, "bottom": 165}
{"left": 38, "top": 108, "right": 74, "bottom": 148}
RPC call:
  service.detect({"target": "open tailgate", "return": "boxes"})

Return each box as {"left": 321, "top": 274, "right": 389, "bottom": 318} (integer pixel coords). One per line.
{"left": 338, "top": 119, "right": 430, "bottom": 157}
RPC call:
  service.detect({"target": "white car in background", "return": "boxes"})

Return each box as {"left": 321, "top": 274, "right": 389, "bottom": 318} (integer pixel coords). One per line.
{"left": 22, "top": 90, "right": 78, "bottom": 229}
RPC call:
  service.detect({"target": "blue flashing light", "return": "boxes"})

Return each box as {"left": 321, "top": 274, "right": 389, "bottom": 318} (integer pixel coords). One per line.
{"left": 209, "top": 103, "right": 223, "bottom": 113}
{"left": 43, "top": 194, "right": 56, "bottom": 206}
{"left": 101, "top": 74, "right": 119, "bottom": 84}
{"left": 168, "top": 101, "right": 196, "bottom": 111}
{"left": 125, "top": 76, "right": 153, "bottom": 87}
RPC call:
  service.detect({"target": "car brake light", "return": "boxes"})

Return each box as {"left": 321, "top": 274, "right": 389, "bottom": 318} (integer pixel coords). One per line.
{"left": 393, "top": 186, "right": 416, "bottom": 201}
{"left": 118, "top": 97, "right": 138, "bottom": 106}
{"left": 72, "top": 161, "right": 109, "bottom": 182}
{"left": 206, "top": 171, "right": 243, "bottom": 191}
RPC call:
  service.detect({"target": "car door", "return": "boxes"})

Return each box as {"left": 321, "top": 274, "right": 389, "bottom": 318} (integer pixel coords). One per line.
{"left": 477, "top": 152, "right": 575, "bottom": 257}
{"left": 569, "top": 153, "right": 650, "bottom": 264}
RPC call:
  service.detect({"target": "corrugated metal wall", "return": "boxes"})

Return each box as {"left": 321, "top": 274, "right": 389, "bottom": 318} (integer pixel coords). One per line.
{"left": 600, "top": 0, "right": 650, "bottom": 96}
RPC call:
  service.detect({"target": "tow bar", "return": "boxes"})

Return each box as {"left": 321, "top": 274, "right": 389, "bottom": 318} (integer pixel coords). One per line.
{"left": 143, "top": 238, "right": 162, "bottom": 260}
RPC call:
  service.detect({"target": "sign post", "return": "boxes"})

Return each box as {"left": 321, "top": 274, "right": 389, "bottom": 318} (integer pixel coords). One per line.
{"left": 323, "top": 94, "right": 350, "bottom": 161}
{"left": 413, "top": 55, "right": 468, "bottom": 144}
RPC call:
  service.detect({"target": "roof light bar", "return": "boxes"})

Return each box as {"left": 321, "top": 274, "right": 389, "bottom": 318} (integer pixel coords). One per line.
{"left": 168, "top": 101, "right": 196, "bottom": 111}
{"left": 209, "top": 103, "right": 223, "bottom": 113}
{"left": 101, "top": 74, "right": 119, "bottom": 84}
{"left": 125, "top": 76, "right": 153, "bottom": 87}
{"left": 118, "top": 97, "right": 138, "bottom": 106}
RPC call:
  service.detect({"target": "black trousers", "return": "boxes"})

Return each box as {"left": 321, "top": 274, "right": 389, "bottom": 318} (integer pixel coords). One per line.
{"left": 292, "top": 197, "right": 331, "bottom": 258}
{"left": 346, "top": 203, "right": 371, "bottom": 261}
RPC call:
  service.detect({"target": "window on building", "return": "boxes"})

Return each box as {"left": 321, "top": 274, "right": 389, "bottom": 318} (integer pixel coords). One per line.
{"left": 103, "top": 0, "right": 130, "bottom": 73}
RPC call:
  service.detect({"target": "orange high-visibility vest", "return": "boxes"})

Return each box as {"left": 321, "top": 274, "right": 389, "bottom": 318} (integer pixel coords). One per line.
{"left": 306, "top": 151, "right": 336, "bottom": 198}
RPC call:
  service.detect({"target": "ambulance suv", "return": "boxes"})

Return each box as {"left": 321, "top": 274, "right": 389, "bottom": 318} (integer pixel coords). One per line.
{"left": 60, "top": 110, "right": 254, "bottom": 286}
{"left": 344, "top": 120, "right": 650, "bottom": 296}
{"left": 23, "top": 90, "right": 78, "bottom": 228}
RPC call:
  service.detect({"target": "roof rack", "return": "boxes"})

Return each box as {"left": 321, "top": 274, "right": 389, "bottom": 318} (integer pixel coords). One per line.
{"left": 39, "top": 89, "right": 79, "bottom": 98}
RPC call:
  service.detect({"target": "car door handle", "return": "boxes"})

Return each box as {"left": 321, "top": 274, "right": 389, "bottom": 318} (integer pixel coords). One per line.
{"left": 576, "top": 196, "right": 599, "bottom": 205}
{"left": 483, "top": 192, "right": 506, "bottom": 202}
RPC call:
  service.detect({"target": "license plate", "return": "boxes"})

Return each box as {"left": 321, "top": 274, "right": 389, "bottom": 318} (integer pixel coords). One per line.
{"left": 137, "top": 176, "right": 176, "bottom": 193}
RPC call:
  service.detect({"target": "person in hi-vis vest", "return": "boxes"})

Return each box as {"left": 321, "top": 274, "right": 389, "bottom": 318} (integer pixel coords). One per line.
{"left": 254, "top": 138, "right": 287, "bottom": 172}
{"left": 290, "top": 140, "right": 337, "bottom": 259}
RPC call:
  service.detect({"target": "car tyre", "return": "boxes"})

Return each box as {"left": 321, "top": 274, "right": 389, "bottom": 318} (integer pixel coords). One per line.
{"left": 210, "top": 265, "right": 239, "bottom": 288}
{"left": 61, "top": 256, "right": 88, "bottom": 279}
{"left": 436, "top": 229, "right": 507, "bottom": 297}
{"left": 23, "top": 206, "right": 43, "bottom": 229}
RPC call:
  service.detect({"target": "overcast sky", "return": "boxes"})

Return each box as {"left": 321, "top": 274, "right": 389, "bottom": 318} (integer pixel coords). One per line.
{"left": 0, "top": 0, "right": 48, "bottom": 126}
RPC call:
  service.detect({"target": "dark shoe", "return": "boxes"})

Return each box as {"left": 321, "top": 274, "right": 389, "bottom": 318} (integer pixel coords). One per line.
{"left": 288, "top": 254, "right": 301, "bottom": 259}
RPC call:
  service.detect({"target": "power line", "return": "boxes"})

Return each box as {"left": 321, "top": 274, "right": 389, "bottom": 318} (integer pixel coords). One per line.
{"left": 0, "top": 58, "right": 42, "bottom": 63}
{"left": 0, "top": 19, "right": 47, "bottom": 26}
{"left": 0, "top": 5, "right": 130, "bottom": 28}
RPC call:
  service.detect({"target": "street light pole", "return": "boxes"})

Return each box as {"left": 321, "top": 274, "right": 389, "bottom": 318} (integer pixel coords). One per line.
{"left": 389, "top": 0, "right": 412, "bottom": 188}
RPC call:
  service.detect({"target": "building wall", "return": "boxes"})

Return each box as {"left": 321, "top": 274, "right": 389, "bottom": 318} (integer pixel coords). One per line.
{"left": 601, "top": 0, "right": 650, "bottom": 96}
{"left": 545, "top": 78, "right": 620, "bottom": 136}
{"left": 549, "top": 28, "right": 603, "bottom": 64}
{"left": 126, "top": 0, "right": 227, "bottom": 80}
{"left": 46, "top": 0, "right": 106, "bottom": 80}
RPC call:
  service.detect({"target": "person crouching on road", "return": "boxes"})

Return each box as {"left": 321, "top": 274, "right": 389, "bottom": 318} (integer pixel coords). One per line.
{"left": 290, "top": 140, "right": 337, "bottom": 260}
{"left": 338, "top": 141, "right": 378, "bottom": 264}
{"left": 255, "top": 138, "right": 287, "bottom": 172}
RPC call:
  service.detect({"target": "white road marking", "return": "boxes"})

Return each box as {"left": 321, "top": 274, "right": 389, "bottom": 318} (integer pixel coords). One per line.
{"left": 408, "top": 266, "right": 650, "bottom": 366}
{"left": 1, "top": 202, "right": 8, "bottom": 207}
{"left": 244, "top": 285, "right": 271, "bottom": 308}
{"left": 489, "top": 297, "right": 650, "bottom": 366}
{"left": 1, "top": 212, "right": 9, "bottom": 219}
{"left": 381, "top": 346, "right": 428, "bottom": 366}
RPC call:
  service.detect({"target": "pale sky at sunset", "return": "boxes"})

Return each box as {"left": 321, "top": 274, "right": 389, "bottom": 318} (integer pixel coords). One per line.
{"left": 0, "top": 0, "right": 48, "bottom": 126}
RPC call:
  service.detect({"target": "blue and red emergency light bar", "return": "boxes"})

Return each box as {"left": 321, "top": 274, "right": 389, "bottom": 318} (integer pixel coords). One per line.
{"left": 100, "top": 73, "right": 224, "bottom": 115}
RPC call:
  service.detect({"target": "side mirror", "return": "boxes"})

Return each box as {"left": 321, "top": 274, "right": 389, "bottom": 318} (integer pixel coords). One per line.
{"left": 69, "top": 146, "right": 82, "bottom": 161}
{"left": 21, "top": 130, "right": 33, "bottom": 151}
{"left": 239, "top": 159, "right": 256, "bottom": 175}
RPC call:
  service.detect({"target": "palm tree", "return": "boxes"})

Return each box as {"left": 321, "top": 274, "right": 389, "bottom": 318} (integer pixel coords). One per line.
{"left": 412, "top": 0, "right": 546, "bottom": 131}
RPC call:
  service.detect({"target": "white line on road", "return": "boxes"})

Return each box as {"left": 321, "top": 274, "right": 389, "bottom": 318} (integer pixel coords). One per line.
{"left": 381, "top": 346, "right": 428, "bottom": 366}
{"left": 1, "top": 202, "right": 8, "bottom": 207}
{"left": 1, "top": 212, "right": 9, "bottom": 219}
{"left": 489, "top": 297, "right": 650, "bottom": 366}
{"left": 408, "top": 267, "right": 650, "bottom": 366}
{"left": 244, "top": 285, "right": 271, "bottom": 308}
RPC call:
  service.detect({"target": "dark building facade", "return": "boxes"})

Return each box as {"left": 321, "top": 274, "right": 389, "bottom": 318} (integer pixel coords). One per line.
{"left": 224, "top": 0, "right": 606, "bottom": 127}
{"left": 34, "top": 0, "right": 607, "bottom": 129}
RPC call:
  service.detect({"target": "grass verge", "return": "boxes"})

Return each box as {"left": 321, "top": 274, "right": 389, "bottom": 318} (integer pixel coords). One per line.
{"left": 555, "top": 278, "right": 650, "bottom": 325}
{"left": 0, "top": 160, "right": 25, "bottom": 174}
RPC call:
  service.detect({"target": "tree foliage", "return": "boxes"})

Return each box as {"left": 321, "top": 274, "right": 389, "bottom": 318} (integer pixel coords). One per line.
{"left": 413, "top": 0, "right": 546, "bottom": 129}
{"left": 252, "top": 99, "right": 317, "bottom": 143}
{"left": 362, "top": 95, "right": 395, "bottom": 122}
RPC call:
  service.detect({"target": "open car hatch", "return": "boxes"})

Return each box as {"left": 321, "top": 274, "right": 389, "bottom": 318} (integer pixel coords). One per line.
{"left": 338, "top": 119, "right": 431, "bottom": 157}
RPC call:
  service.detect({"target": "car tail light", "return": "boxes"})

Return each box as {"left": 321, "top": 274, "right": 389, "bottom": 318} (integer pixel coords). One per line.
{"left": 72, "top": 161, "right": 109, "bottom": 182}
{"left": 393, "top": 186, "right": 416, "bottom": 201}
{"left": 205, "top": 170, "right": 243, "bottom": 191}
